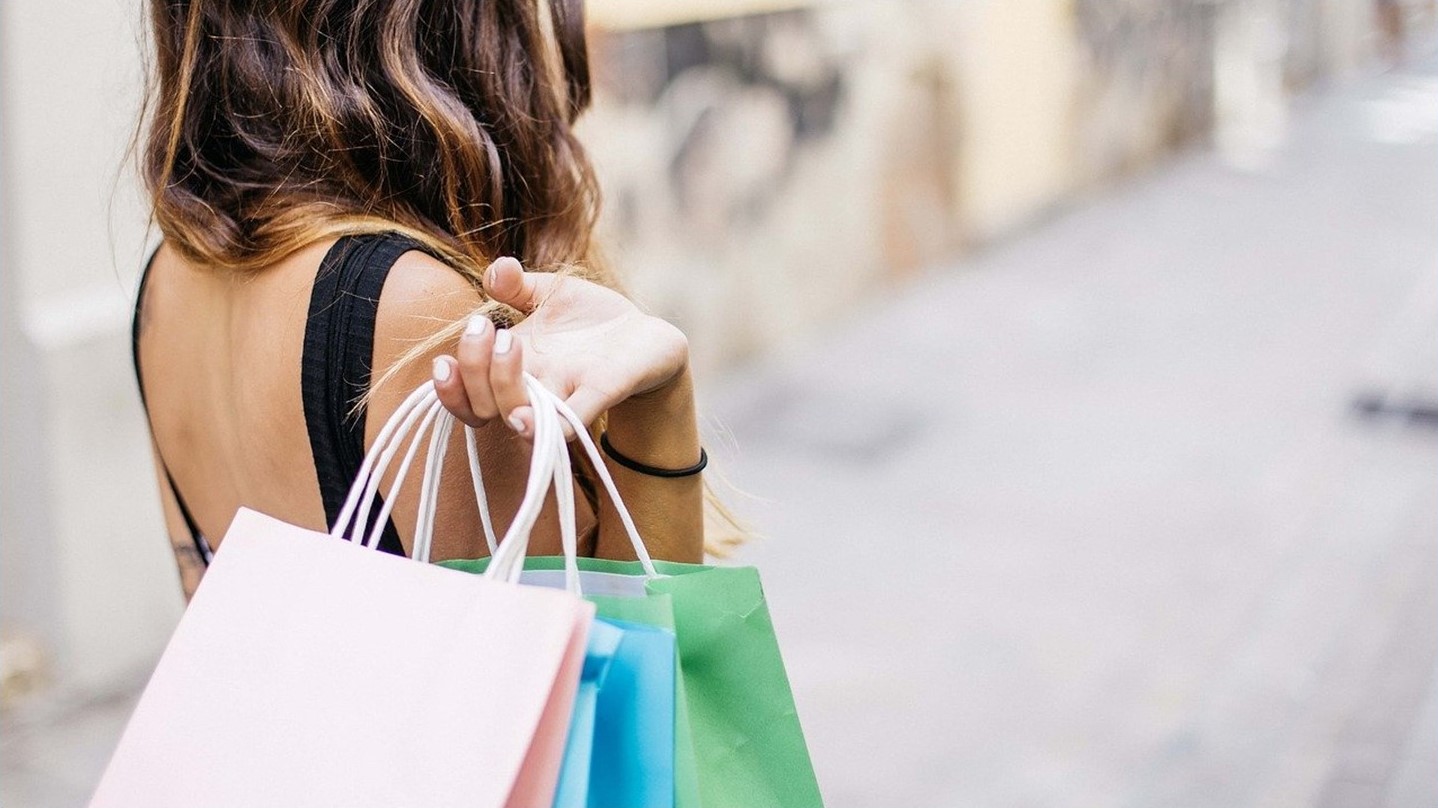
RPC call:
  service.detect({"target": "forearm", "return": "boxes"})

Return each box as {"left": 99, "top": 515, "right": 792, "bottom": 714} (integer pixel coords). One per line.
{"left": 593, "top": 367, "right": 704, "bottom": 563}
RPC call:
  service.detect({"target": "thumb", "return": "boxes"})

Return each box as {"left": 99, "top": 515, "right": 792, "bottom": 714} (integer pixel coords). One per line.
{"left": 484, "top": 256, "right": 555, "bottom": 313}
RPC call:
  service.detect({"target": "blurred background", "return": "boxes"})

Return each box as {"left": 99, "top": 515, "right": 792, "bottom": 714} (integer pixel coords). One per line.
{"left": 2, "top": 1, "right": 1436, "bottom": 806}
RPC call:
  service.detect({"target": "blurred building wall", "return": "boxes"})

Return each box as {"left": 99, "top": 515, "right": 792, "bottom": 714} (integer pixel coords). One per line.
{"left": 944, "top": 0, "right": 1080, "bottom": 240}
{"left": 0, "top": 0, "right": 1408, "bottom": 704}
{"left": 0, "top": 0, "right": 182, "bottom": 702}
{"left": 0, "top": 93, "right": 65, "bottom": 701}
{"left": 583, "top": 0, "right": 1394, "bottom": 373}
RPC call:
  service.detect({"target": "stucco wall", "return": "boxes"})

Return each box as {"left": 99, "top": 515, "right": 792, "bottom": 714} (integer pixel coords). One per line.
{"left": 585, "top": 0, "right": 1384, "bottom": 372}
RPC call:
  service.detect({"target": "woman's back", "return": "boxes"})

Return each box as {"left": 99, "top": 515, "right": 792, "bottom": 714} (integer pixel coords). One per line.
{"left": 139, "top": 240, "right": 331, "bottom": 542}
{"left": 136, "top": 235, "right": 591, "bottom": 595}
{"left": 133, "top": 0, "right": 703, "bottom": 596}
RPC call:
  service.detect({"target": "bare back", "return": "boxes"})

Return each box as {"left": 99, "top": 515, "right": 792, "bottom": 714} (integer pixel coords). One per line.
{"left": 136, "top": 237, "right": 594, "bottom": 595}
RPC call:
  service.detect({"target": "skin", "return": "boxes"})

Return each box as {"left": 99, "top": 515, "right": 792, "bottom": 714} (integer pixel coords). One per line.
{"left": 139, "top": 242, "right": 703, "bottom": 600}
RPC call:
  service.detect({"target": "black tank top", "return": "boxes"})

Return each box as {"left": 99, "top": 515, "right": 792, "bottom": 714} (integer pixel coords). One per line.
{"left": 132, "top": 233, "right": 431, "bottom": 565}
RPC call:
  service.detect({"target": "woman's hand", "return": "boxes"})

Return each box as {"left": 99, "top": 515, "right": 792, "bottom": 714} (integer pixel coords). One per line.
{"left": 430, "top": 257, "right": 690, "bottom": 438}
{"left": 430, "top": 255, "right": 705, "bottom": 563}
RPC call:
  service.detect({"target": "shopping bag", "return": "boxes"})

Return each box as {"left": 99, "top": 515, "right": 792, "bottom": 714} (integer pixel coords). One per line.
{"left": 91, "top": 382, "right": 594, "bottom": 808}
{"left": 442, "top": 384, "right": 823, "bottom": 808}
{"left": 647, "top": 562, "right": 819, "bottom": 807}
{"left": 450, "top": 555, "right": 820, "bottom": 808}
{"left": 548, "top": 616, "right": 677, "bottom": 808}
{"left": 438, "top": 565, "right": 701, "bottom": 808}
{"left": 590, "top": 617, "right": 678, "bottom": 808}
{"left": 447, "top": 385, "right": 679, "bottom": 808}
{"left": 592, "top": 595, "right": 701, "bottom": 808}
{"left": 92, "top": 511, "right": 592, "bottom": 808}
{"left": 553, "top": 620, "right": 624, "bottom": 808}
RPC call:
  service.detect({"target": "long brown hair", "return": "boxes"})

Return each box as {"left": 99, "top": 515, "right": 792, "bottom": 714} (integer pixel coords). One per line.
{"left": 143, "top": 0, "right": 607, "bottom": 285}
{"left": 140, "top": 1, "right": 746, "bottom": 554}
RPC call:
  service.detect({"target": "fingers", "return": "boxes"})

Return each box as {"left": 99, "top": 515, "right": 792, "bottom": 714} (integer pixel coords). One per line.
{"left": 456, "top": 316, "right": 498, "bottom": 420}
{"left": 431, "top": 356, "right": 481, "bottom": 427}
{"left": 431, "top": 315, "right": 530, "bottom": 437}
{"left": 488, "top": 327, "right": 532, "bottom": 437}
{"left": 484, "top": 256, "right": 556, "bottom": 314}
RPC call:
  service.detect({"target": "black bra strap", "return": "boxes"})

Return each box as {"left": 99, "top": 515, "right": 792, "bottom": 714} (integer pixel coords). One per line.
{"left": 132, "top": 247, "right": 213, "bottom": 564}
{"left": 304, "top": 234, "right": 429, "bottom": 556}
{"left": 133, "top": 234, "right": 433, "bottom": 563}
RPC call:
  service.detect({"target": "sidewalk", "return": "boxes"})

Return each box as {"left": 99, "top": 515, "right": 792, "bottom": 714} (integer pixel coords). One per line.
{"left": 705, "top": 56, "right": 1438, "bottom": 808}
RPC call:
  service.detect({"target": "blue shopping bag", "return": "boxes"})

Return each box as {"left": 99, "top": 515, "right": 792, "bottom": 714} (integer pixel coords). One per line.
{"left": 553, "top": 621, "right": 623, "bottom": 808}
{"left": 591, "top": 618, "right": 677, "bottom": 808}
{"left": 552, "top": 617, "right": 677, "bottom": 808}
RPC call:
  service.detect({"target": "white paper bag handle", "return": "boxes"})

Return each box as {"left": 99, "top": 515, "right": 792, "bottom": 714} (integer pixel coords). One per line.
{"left": 405, "top": 382, "right": 578, "bottom": 592}
{"left": 412, "top": 375, "right": 660, "bottom": 583}
{"left": 333, "top": 404, "right": 500, "bottom": 562}
{"left": 325, "top": 377, "right": 557, "bottom": 583}
{"left": 360, "top": 398, "right": 450, "bottom": 551}
{"left": 550, "top": 395, "right": 581, "bottom": 593}
{"left": 330, "top": 383, "right": 439, "bottom": 543}
{"left": 411, "top": 403, "right": 456, "bottom": 563}
{"left": 540, "top": 387, "right": 659, "bottom": 578}
{"left": 329, "top": 382, "right": 496, "bottom": 558}
{"left": 331, "top": 374, "right": 565, "bottom": 583}
{"left": 409, "top": 422, "right": 503, "bottom": 563}
{"left": 483, "top": 375, "right": 566, "bottom": 583}
{"left": 333, "top": 375, "right": 662, "bottom": 584}
{"left": 456, "top": 383, "right": 659, "bottom": 579}
{"left": 464, "top": 426, "right": 501, "bottom": 555}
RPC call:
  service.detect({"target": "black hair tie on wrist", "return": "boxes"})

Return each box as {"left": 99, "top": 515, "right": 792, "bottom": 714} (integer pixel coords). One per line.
{"left": 600, "top": 432, "right": 708, "bottom": 478}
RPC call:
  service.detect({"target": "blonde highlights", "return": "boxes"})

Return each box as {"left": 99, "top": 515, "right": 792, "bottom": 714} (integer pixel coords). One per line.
{"left": 141, "top": 0, "right": 745, "bottom": 554}
{"left": 143, "top": 0, "right": 609, "bottom": 287}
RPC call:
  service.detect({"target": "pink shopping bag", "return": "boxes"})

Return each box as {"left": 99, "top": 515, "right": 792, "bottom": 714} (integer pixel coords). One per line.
{"left": 89, "top": 507, "right": 593, "bottom": 808}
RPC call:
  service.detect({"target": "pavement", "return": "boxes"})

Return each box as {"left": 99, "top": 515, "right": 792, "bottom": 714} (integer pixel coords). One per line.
{"left": 4, "top": 49, "right": 1436, "bottom": 808}
{"left": 703, "top": 52, "right": 1438, "bottom": 808}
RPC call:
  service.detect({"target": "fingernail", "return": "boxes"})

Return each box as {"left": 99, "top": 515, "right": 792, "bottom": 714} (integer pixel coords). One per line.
{"left": 493, "top": 329, "right": 512, "bottom": 354}
{"left": 465, "top": 315, "right": 488, "bottom": 337}
{"left": 508, "top": 406, "right": 531, "bottom": 435}
{"left": 432, "top": 357, "right": 451, "bottom": 383}
{"left": 508, "top": 406, "right": 533, "bottom": 435}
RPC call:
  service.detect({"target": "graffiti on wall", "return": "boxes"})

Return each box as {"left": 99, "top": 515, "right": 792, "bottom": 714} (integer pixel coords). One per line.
{"left": 1072, "top": 0, "right": 1218, "bottom": 178}
{"left": 592, "top": 10, "right": 848, "bottom": 246}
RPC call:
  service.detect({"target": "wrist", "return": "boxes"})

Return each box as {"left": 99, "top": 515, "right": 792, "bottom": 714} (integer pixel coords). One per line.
{"left": 620, "top": 363, "right": 693, "bottom": 414}
{"left": 606, "top": 367, "right": 701, "bottom": 469}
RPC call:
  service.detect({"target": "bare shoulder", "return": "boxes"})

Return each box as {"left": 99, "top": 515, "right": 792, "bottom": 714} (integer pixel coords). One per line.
{"left": 367, "top": 249, "right": 484, "bottom": 413}
{"left": 363, "top": 249, "right": 490, "bottom": 550}
{"left": 375, "top": 249, "right": 484, "bottom": 343}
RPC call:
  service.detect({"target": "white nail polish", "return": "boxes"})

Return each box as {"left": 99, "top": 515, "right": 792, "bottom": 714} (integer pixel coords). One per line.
{"left": 493, "top": 329, "right": 512, "bottom": 354}
{"left": 508, "top": 415, "right": 526, "bottom": 433}
{"left": 465, "top": 315, "right": 487, "bottom": 336}
{"left": 432, "top": 358, "right": 451, "bottom": 382}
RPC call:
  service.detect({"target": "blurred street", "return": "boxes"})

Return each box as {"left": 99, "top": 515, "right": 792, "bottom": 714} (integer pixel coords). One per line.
{"left": 706, "top": 54, "right": 1438, "bottom": 808}
{"left": 4, "top": 39, "right": 1437, "bottom": 808}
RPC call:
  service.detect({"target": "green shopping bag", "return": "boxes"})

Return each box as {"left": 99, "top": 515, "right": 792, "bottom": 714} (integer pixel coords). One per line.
{"left": 442, "top": 556, "right": 823, "bottom": 808}
{"left": 433, "top": 377, "right": 822, "bottom": 807}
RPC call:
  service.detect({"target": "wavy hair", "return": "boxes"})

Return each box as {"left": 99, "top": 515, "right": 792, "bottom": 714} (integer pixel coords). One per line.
{"left": 142, "top": 0, "right": 607, "bottom": 286}
{"left": 139, "top": 1, "right": 746, "bottom": 555}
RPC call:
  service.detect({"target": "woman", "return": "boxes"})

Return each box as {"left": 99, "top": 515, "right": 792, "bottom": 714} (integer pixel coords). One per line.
{"left": 133, "top": 0, "right": 706, "bottom": 599}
